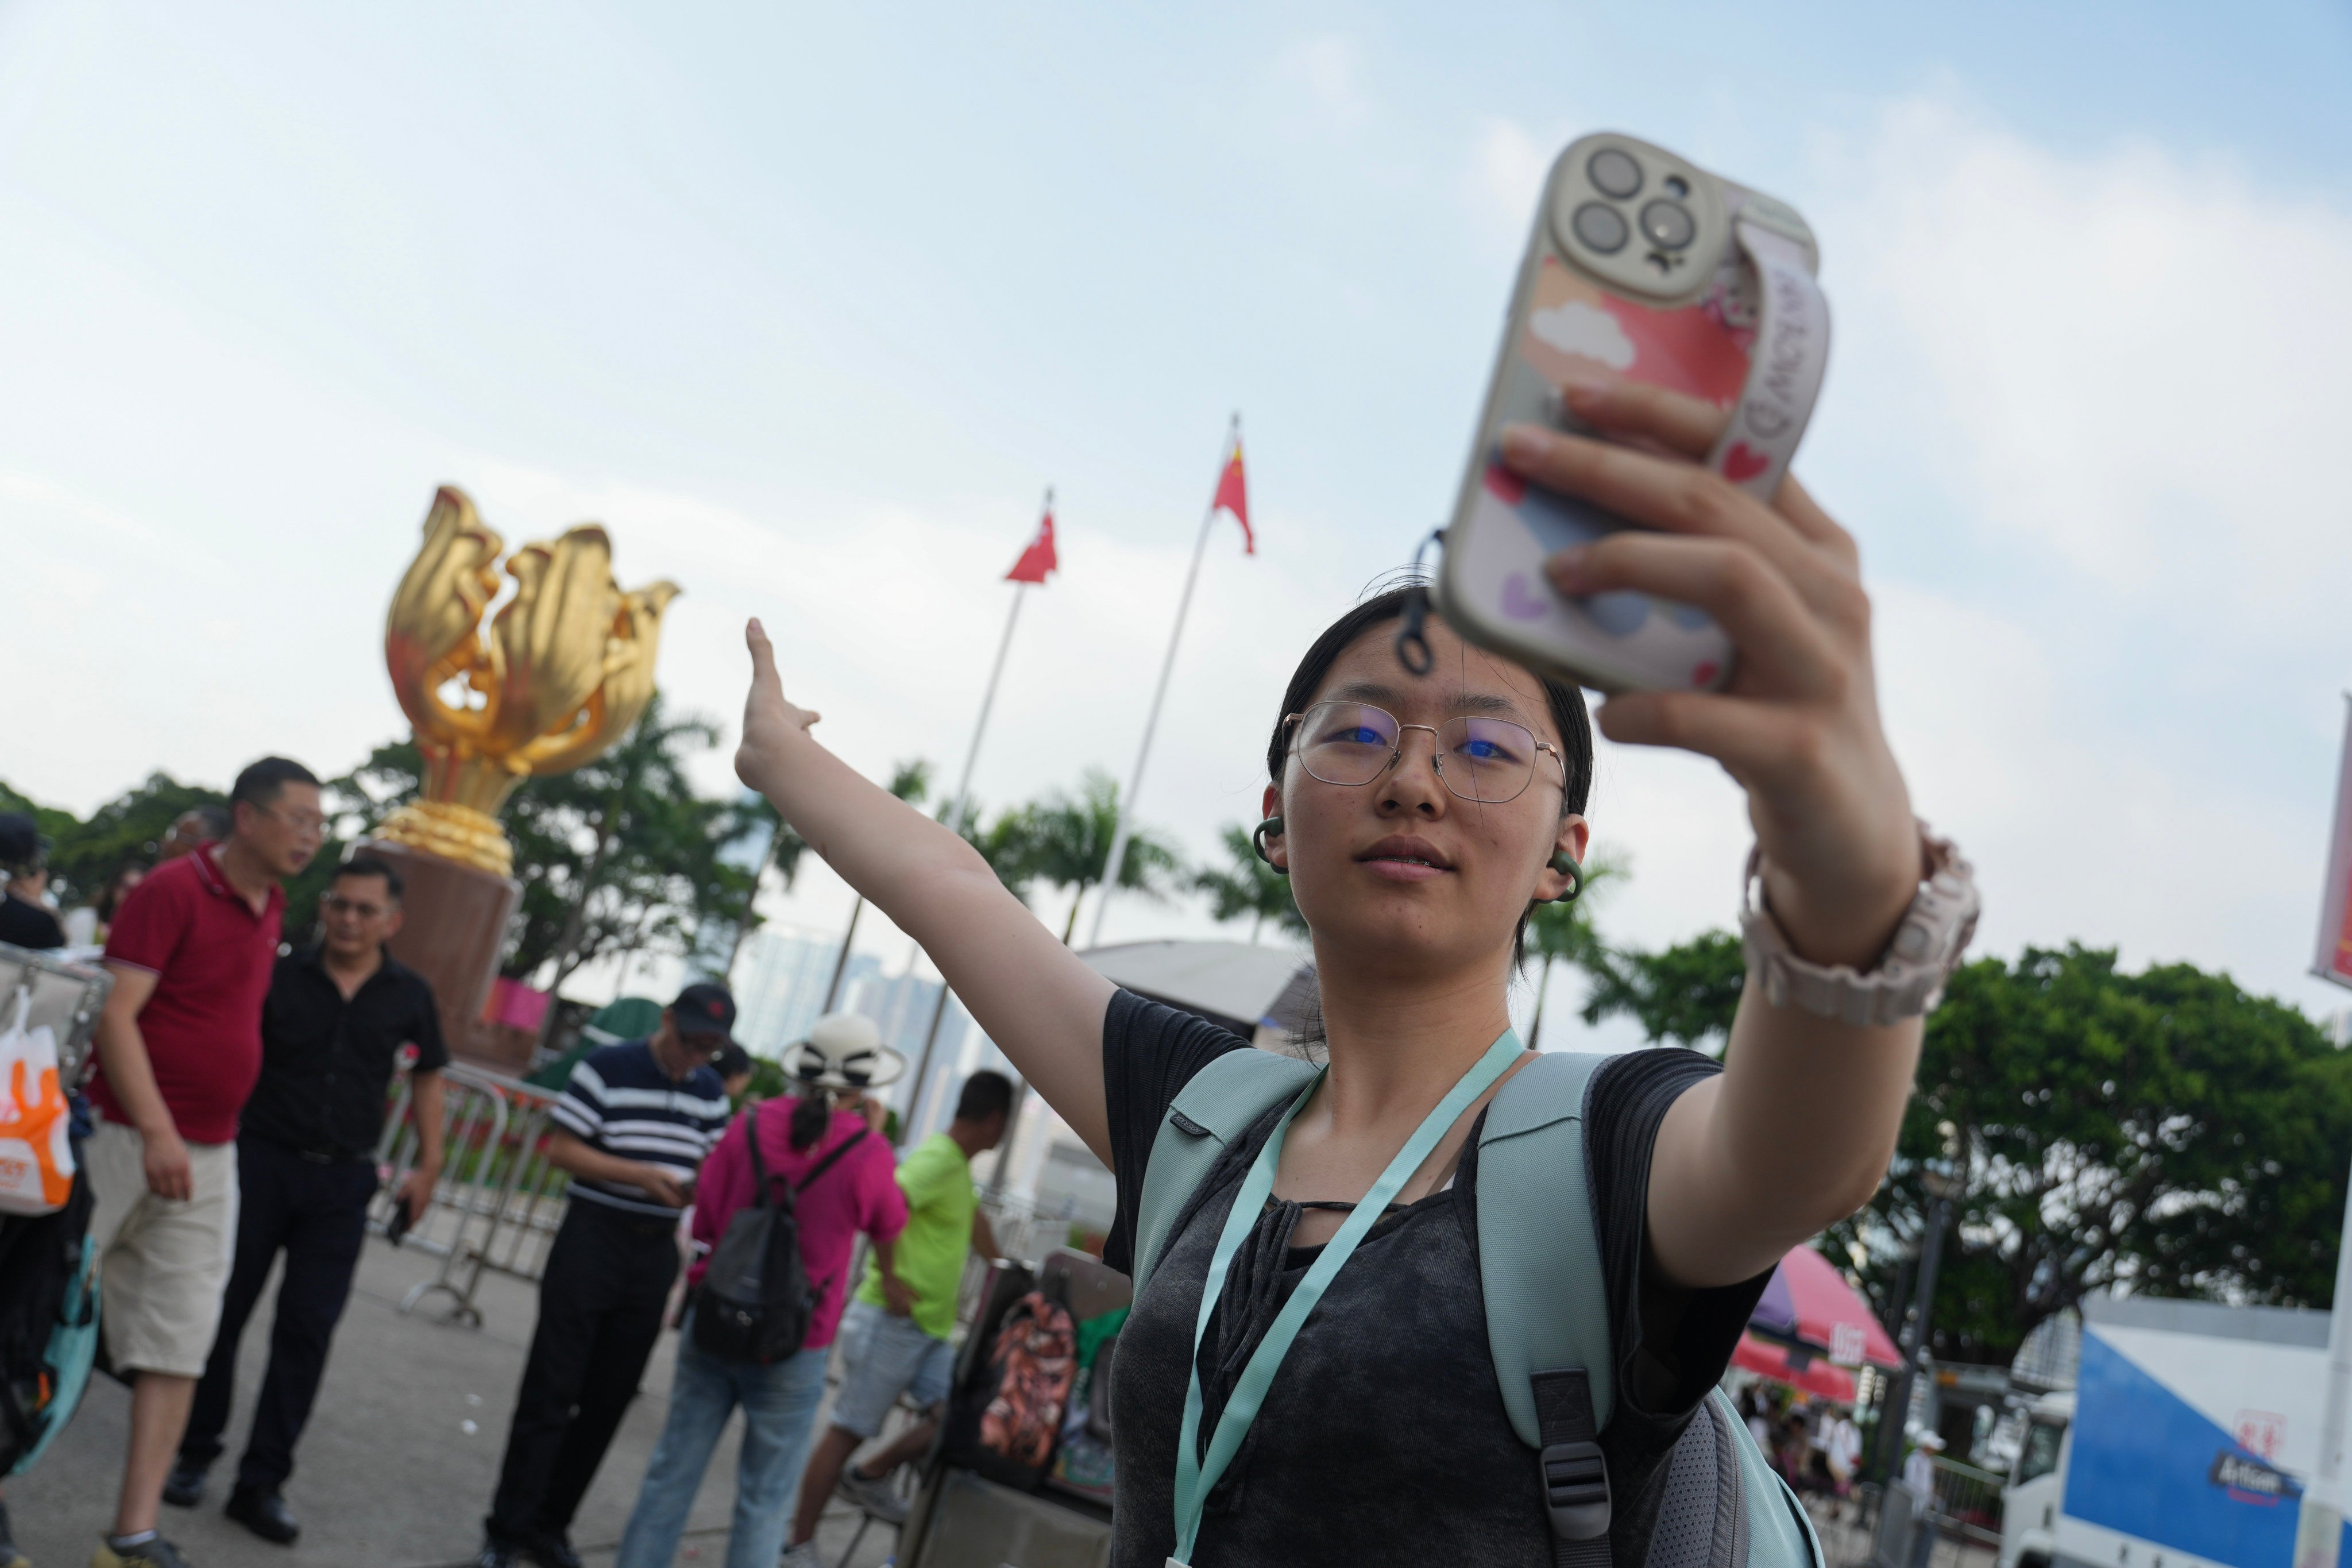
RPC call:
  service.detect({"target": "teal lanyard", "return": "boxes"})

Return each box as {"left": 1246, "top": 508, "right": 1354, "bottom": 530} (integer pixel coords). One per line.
{"left": 1167, "top": 1029, "right": 1525, "bottom": 1566}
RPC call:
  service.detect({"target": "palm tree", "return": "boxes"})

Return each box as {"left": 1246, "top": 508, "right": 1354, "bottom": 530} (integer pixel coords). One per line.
{"left": 722, "top": 794, "right": 808, "bottom": 979}
{"left": 822, "top": 759, "right": 934, "bottom": 1010}
{"left": 1003, "top": 768, "right": 1182, "bottom": 944}
{"left": 1524, "top": 847, "right": 1625, "bottom": 1049}
{"left": 1194, "top": 823, "right": 1307, "bottom": 945}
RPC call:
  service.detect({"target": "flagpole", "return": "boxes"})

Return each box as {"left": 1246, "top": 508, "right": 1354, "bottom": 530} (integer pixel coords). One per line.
{"left": 1088, "top": 416, "right": 1237, "bottom": 950}
{"left": 899, "top": 490, "right": 1047, "bottom": 1142}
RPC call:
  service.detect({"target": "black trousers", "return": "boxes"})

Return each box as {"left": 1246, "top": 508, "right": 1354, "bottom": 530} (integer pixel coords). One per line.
{"left": 181, "top": 1135, "right": 376, "bottom": 1490}
{"left": 485, "top": 1198, "right": 680, "bottom": 1546}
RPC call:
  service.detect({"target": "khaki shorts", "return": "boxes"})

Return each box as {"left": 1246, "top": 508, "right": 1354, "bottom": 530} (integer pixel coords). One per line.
{"left": 84, "top": 1118, "right": 240, "bottom": 1378}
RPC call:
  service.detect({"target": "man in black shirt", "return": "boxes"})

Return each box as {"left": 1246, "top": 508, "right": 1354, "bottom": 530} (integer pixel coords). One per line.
{"left": 0, "top": 813, "right": 65, "bottom": 951}
{"left": 165, "top": 856, "right": 449, "bottom": 1544}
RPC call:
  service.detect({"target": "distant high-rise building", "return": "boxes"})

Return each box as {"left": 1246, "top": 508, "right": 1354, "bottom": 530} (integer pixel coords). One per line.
{"left": 732, "top": 926, "right": 878, "bottom": 1058}
{"left": 843, "top": 969, "right": 973, "bottom": 1130}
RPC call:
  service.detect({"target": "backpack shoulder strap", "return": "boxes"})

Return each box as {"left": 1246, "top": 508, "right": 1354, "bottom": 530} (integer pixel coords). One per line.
{"left": 739, "top": 1106, "right": 772, "bottom": 1208}
{"left": 1478, "top": 1051, "right": 1617, "bottom": 1566}
{"left": 1130, "top": 1046, "right": 1317, "bottom": 1299}
{"left": 795, "top": 1127, "right": 869, "bottom": 1192}
{"left": 1477, "top": 1051, "right": 1615, "bottom": 1444}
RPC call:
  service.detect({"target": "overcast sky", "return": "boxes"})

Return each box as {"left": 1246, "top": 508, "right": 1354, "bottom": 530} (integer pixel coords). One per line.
{"left": 5, "top": 0, "right": 2350, "bottom": 1046}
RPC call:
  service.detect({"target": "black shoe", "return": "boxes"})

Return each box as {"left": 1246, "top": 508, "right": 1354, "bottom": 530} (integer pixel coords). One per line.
{"left": 161, "top": 1459, "right": 207, "bottom": 1509}
{"left": 524, "top": 1535, "right": 582, "bottom": 1568}
{"left": 472, "top": 1547, "right": 521, "bottom": 1568}
{"left": 224, "top": 1485, "right": 300, "bottom": 1546}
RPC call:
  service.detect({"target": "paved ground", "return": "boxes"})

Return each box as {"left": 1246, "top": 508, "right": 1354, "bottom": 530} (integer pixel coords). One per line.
{"left": 7, "top": 1234, "right": 902, "bottom": 1568}
{"left": 1808, "top": 1493, "right": 1999, "bottom": 1568}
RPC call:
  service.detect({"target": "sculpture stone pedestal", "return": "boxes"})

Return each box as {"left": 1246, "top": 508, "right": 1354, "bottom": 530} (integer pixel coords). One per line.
{"left": 357, "top": 838, "right": 527, "bottom": 1077}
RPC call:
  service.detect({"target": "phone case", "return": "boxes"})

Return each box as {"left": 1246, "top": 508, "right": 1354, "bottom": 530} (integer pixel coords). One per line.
{"left": 1436, "top": 132, "right": 1827, "bottom": 694}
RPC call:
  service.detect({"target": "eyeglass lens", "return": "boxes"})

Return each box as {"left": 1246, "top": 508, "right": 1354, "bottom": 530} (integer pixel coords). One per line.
{"left": 1294, "top": 702, "right": 1542, "bottom": 804}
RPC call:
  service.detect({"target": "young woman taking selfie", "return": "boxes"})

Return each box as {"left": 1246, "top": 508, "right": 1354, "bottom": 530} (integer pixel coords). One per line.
{"left": 734, "top": 380, "right": 1976, "bottom": 1567}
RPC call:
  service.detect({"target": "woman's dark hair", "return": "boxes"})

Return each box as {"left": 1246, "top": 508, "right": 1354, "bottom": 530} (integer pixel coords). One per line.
{"left": 789, "top": 1088, "right": 834, "bottom": 1152}
{"left": 1265, "top": 577, "right": 1596, "bottom": 1002}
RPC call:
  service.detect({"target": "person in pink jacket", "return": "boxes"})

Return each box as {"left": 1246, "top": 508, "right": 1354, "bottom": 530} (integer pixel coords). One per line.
{"left": 616, "top": 1014, "right": 910, "bottom": 1568}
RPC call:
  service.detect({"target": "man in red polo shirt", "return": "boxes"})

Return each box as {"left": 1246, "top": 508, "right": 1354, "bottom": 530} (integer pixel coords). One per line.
{"left": 84, "top": 757, "right": 323, "bottom": 1568}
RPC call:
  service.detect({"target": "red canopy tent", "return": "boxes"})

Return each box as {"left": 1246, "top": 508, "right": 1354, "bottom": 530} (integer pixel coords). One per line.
{"left": 1733, "top": 1332, "right": 1858, "bottom": 1404}
{"left": 1749, "top": 1245, "right": 1901, "bottom": 1369}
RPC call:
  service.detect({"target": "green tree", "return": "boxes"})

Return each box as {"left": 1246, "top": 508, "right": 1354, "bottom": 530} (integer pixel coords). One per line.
{"left": 509, "top": 695, "right": 762, "bottom": 992}
{"left": 1522, "top": 848, "right": 1625, "bottom": 1049}
{"left": 308, "top": 701, "right": 762, "bottom": 990}
{"left": 1826, "top": 945, "right": 2352, "bottom": 1365}
{"left": 1192, "top": 824, "right": 1304, "bottom": 945}
{"left": 1577, "top": 928, "right": 1745, "bottom": 1054}
{"left": 1581, "top": 934, "right": 2352, "bottom": 1364}
{"left": 814, "top": 760, "right": 936, "bottom": 1009}
{"left": 714, "top": 794, "right": 809, "bottom": 979}
{"left": 1, "top": 774, "right": 228, "bottom": 911}
{"left": 999, "top": 768, "right": 1182, "bottom": 944}
{"left": 949, "top": 798, "right": 1036, "bottom": 898}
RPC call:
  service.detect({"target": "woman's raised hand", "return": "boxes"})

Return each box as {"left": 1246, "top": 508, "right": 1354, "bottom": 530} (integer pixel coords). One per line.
{"left": 1499, "top": 382, "right": 1920, "bottom": 970}
{"left": 735, "top": 618, "right": 821, "bottom": 795}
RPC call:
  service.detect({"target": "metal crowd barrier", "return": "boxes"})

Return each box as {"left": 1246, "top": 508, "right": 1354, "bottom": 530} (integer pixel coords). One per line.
{"left": 372, "top": 1065, "right": 1079, "bottom": 1337}
{"left": 1845, "top": 1457, "right": 2006, "bottom": 1568}
{"left": 1925, "top": 1455, "right": 2005, "bottom": 1552}
{"left": 370, "top": 1060, "right": 571, "bottom": 1327}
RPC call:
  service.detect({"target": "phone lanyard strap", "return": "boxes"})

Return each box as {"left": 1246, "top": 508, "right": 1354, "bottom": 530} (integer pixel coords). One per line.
{"left": 1165, "top": 1028, "right": 1525, "bottom": 1567}
{"left": 1704, "top": 213, "right": 1832, "bottom": 503}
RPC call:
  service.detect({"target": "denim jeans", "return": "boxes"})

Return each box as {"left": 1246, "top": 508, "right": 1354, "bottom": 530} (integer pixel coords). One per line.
{"left": 614, "top": 1312, "right": 830, "bottom": 1568}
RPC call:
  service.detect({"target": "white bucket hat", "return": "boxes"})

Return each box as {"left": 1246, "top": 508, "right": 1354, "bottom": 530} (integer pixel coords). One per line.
{"left": 787, "top": 1011, "right": 907, "bottom": 1091}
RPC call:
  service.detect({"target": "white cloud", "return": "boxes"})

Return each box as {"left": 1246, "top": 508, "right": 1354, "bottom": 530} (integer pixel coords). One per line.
{"left": 1470, "top": 118, "right": 1550, "bottom": 243}
{"left": 1281, "top": 35, "right": 1368, "bottom": 127}
{"left": 1814, "top": 95, "right": 2352, "bottom": 635}
{"left": 1529, "top": 299, "right": 1636, "bottom": 368}
{"left": 1806, "top": 95, "right": 2352, "bottom": 1008}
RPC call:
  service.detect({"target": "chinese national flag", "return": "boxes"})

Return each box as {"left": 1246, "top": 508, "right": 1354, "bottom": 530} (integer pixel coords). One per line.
{"left": 1212, "top": 437, "right": 1253, "bottom": 554}
{"left": 1005, "top": 505, "right": 1059, "bottom": 585}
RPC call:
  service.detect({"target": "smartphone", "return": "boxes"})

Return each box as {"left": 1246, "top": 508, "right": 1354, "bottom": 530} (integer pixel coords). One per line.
{"left": 384, "top": 1186, "right": 414, "bottom": 1246}
{"left": 1435, "top": 131, "right": 1829, "bottom": 693}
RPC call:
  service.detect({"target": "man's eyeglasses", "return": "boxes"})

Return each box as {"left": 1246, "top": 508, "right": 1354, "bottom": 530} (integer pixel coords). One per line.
{"left": 1286, "top": 701, "right": 1568, "bottom": 805}
{"left": 322, "top": 896, "right": 389, "bottom": 920}
{"left": 262, "top": 804, "right": 329, "bottom": 840}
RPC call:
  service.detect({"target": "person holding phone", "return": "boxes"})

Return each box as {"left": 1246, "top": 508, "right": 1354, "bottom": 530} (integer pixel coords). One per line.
{"left": 474, "top": 984, "right": 736, "bottom": 1568}
{"left": 731, "top": 378, "right": 1965, "bottom": 1566}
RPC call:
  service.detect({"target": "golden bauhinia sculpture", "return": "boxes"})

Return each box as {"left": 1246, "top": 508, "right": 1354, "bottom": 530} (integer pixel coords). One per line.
{"left": 377, "top": 485, "right": 679, "bottom": 876}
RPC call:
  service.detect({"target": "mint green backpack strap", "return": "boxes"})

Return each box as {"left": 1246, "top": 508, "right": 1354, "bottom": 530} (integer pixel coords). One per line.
{"left": 1478, "top": 1051, "right": 1617, "bottom": 1566}
{"left": 1130, "top": 1048, "right": 1318, "bottom": 1300}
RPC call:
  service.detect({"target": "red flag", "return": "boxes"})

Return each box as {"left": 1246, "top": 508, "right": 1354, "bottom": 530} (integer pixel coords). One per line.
{"left": 1005, "top": 505, "right": 1058, "bottom": 584}
{"left": 1211, "top": 437, "right": 1253, "bottom": 554}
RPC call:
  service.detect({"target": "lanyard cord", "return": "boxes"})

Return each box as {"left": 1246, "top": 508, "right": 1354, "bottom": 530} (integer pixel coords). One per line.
{"left": 1167, "top": 1029, "right": 1525, "bottom": 1565}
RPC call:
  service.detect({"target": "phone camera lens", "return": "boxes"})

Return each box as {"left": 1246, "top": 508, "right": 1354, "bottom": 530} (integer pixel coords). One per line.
{"left": 1663, "top": 174, "right": 1690, "bottom": 199}
{"left": 1571, "top": 202, "right": 1629, "bottom": 254}
{"left": 1587, "top": 148, "right": 1642, "bottom": 199}
{"left": 1639, "top": 199, "right": 1697, "bottom": 250}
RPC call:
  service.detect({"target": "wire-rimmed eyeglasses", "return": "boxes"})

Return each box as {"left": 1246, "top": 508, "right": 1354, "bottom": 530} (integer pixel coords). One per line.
{"left": 1285, "top": 701, "right": 1567, "bottom": 805}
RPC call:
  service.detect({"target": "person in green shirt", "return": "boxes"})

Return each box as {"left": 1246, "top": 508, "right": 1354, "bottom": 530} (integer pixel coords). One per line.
{"left": 785, "top": 1072, "right": 1012, "bottom": 1557}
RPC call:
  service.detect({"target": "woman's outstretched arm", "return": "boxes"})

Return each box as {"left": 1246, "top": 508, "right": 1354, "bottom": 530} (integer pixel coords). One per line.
{"left": 733, "top": 619, "right": 1117, "bottom": 1161}
{"left": 1500, "top": 380, "right": 1932, "bottom": 1291}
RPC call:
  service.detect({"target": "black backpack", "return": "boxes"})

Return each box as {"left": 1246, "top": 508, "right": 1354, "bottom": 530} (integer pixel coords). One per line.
{"left": 691, "top": 1106, "right": 867, "bottom": 1366}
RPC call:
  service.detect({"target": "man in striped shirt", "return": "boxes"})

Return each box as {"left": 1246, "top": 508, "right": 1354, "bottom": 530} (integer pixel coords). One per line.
{"left": 476, "top": 983, "right": 736, "bottom": 1568}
